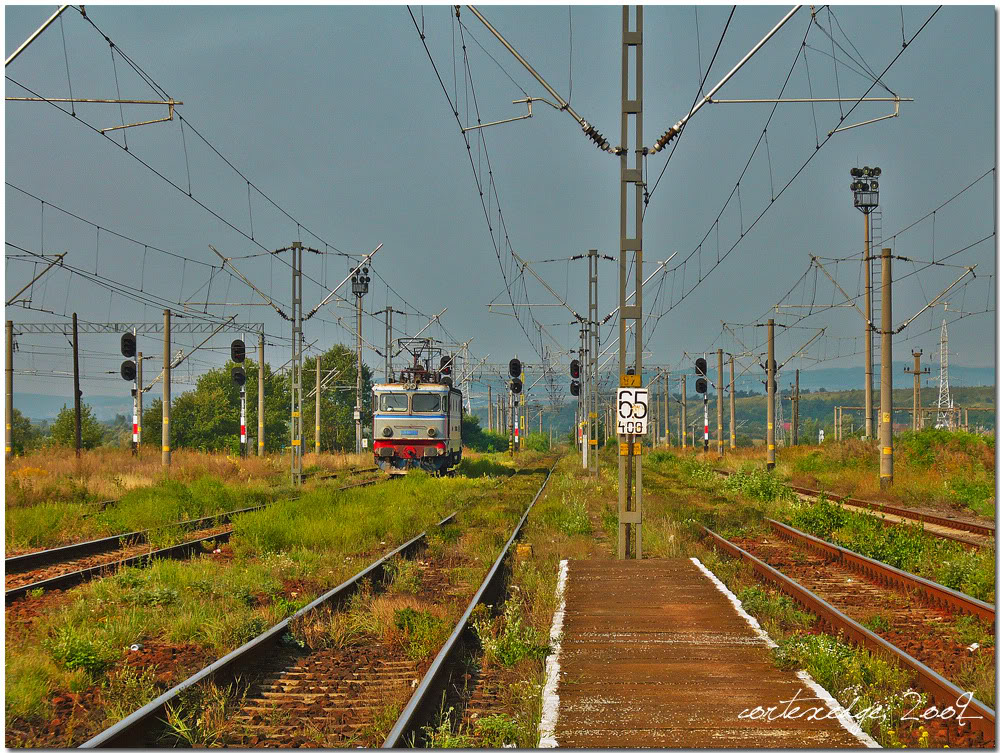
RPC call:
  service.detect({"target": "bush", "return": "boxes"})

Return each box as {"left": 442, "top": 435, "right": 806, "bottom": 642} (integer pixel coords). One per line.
{"left": 788, "top": 496, "right": 850, "bottom": 539}
{"left": 721, "top": 467, "right": 793, "bottom": 502}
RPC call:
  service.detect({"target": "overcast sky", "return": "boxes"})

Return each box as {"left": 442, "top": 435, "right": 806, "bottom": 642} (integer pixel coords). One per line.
{"left": 5, "top": 4, "right": 996, "bottom": 408}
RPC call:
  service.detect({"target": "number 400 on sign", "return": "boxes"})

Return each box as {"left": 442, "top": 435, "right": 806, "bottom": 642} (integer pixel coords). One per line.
{"left": 617, "top": 388, "right": 649, "bottom": 436}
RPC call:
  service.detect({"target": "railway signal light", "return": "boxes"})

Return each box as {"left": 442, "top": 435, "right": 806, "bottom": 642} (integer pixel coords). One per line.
{"left": 120, "top": 332, "right": 136, "bottom": 358}
{"left": 695, "top": 357, "right": 707, "bottom": 377}
{"left": 509, "top": 358, "right": 522, "bottom": 378}
{"left": 695, "top": 377, "right": 707, "bottom": 394}
{"left": 120, "top": 360, "right": 136, "bottom": 381}
{"left": 232, "top": 367, "right": 246, "bottom": 387}
{"left": 570, "top": 359, "right": 580, "bottom": 379}
{"left": 510, "top": 377, "right": 522, "bottom": 394}
{"left": 231, "top": 339, "right": 246, "bottom": 363}
{"left": 440, "top": 355, "right": 452, "bottom": 375}
{"left": 570, "top": 380, "right": 580, "bottom": 396}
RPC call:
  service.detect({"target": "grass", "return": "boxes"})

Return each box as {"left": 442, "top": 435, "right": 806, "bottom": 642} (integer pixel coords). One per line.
{"left": 644, "top": 448, "right": 996, "bottom": 604}
{"left": 6, "top": 451, "right": 559, "bottom": 745}
{"left": 5, "top": 448, "right": 371, "bottom": 553}
{"left": 639, "top": 447, "right": 995, "bottom": 746}
{"left": 716, "top": 428, "right": 995, "bottom": 518}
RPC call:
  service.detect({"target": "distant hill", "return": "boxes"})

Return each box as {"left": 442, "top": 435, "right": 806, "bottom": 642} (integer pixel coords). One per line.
{"left": 15, "top": 362, "right": 994, "bottom": 425}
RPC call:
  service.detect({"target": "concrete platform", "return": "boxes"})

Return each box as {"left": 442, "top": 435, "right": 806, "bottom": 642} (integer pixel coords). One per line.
{"left": 540, "top": 558, "right": 874, "bottom": 748}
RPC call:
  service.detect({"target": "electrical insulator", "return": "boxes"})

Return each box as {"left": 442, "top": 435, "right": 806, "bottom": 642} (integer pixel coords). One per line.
{"left": 232, "top": 367, "right": 246, "bottom": 387}
{"left": 231, "top": 339, "right": 246, "bottom": 363}
{"left": 569, "top": 359, "right": 580, "bottom": 379}
{"left": 120, "top": 333, "right": 136, "bottom": 358}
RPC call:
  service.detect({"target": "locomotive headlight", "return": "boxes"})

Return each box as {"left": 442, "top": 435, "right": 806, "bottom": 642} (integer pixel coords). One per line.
{"left": 427, "top": 427, "right": 437, "bottom": 437}
{"left": 383, "top": 427, "right": 393, "bottom": 437}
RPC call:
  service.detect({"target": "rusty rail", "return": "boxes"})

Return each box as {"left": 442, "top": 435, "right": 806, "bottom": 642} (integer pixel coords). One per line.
{"left": 765, "top": 518, "right": 994, "bottom": 622}
{"left": 702, "top": 525, "right": 995, "bottom": 745}
{"left": 713, "top": 468, "right": 994, "bottom": 542}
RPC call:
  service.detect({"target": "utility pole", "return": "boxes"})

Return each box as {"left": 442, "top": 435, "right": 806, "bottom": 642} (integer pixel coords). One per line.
{"left": 792, "top": 368, "right": 800, "bottom": 446}
{"left": 291, "top": 242, "right": 303, "bottom": 484}
{"left": 766, "top": 318, "right": 775, "bottom": 471}
{"left": 580, "top": 325, "right": 588, "bottom": 469}
{"left": 680, "top": 375, "right": 687, "bottom": 449}
{"left": 617, "top": 5, "right": 644, "bottom": 559}
{"left": 257, "top": 333, "right": 265, "bottom": 455}
{"left": 729, "top": 354, "right": 736, "bottom": 449}
{"left": 383, "top": 305, "right": 393, "bottom": 381}
{"left": 716, "top": 348, "right": 724, "bottom": 457}
{"left": 487, "top": 383, "right": 492, "bottom": 431}
{"left": 315, "top": 356, "right": 321, "bottom": 455}
{"left": 905, "top": 349, "right": 929, "bottom": 432}
{"left": 162, "top": 308, "right": 171, "bottom": 467}
{"left": 588, "top": 249, "right": 599, "bottom": 476}
{"left": 6, "top": 320, "right": 13, "bottom": 460}
{"left": 879, "top": 248, "right": 893, "bottom": 488}
{"left": 72, "top": 312, "right": 81, "bottom": 458}
{"left": 663, "top": 371, "right": 670, "bottom": 448}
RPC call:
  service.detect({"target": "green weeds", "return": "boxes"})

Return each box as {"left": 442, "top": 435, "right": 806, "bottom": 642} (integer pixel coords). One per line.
{"left": 472, "top": 596, "right": 549, "bottom": 668}
{"left": 394, "top": 607, "right": 448, "bottom": 660}
{"left": 474, "top": 713, "right": 520, "bottom": 747}
{"left": 774, "top": 632, "right": 920, "bottom": 742}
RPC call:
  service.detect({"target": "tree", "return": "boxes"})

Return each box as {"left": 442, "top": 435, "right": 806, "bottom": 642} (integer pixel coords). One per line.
{"left": 10, "top": 407, "right": 43, "bottom": 454}
{"left": 139, "top": 345, "right": 373, "bottom": 454}
{"left": 461, "top": 414, "right": 508, "bottom": 452}
{"left": 303, "top": 345, "right": 374, "bottom": 452}
{"left": 50, "top": 403, "right": 104, "bottom": 449}
{"left": 142, "top": 358, "right": 291, "bottom": 453}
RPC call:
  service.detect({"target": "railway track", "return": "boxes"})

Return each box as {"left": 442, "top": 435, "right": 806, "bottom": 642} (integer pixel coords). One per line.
{"left": 6, "top": 472, "right": 387, "bottom": 603}
{"left": 714, "top": 468, "right": 994, "bottom": 547}
{"left": 702, "top": 522, "right": 995, "bottom": 747}
{"left": 79, "top": 461, "right": 555, "bottom": 748}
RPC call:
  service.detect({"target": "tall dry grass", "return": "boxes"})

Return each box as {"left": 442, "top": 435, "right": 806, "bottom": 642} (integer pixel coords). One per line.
{"left": 5, "top": 447, "right": 371, "bottom": 509}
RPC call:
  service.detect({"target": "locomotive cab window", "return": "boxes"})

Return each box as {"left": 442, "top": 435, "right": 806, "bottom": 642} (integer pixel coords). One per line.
{"left": 412, "top": 393, "right": 442, "bottom": 412}
{"left": 380, "top": 393, "right": 409, "bottom": 412}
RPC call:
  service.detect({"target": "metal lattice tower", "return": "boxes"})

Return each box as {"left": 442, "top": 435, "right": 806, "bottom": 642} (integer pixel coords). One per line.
{"left": 935, "top": 317, "right": 953, "bottom": 429}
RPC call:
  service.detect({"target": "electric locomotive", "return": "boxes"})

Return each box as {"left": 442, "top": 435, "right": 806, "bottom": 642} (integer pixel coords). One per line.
{"left": 372, "top": 351, "right": 462, "bottom": 475}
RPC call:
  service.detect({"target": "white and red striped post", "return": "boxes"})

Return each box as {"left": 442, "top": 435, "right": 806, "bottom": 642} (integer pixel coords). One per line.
{"left": 240, "top": 335, "right": 247, "bottom": 458}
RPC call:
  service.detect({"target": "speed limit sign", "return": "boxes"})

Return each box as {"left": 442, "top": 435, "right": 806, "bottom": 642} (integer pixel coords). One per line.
{"left": 617, "top": 388, "right": 649, "bottom": 436}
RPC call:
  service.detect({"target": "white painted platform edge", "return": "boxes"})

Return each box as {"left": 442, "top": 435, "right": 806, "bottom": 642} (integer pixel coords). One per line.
{"left": 537, "top": 558, "right": 569, "bottom": 748}
{"left": 690, "top": 556, "right": 880, "bottom": 748}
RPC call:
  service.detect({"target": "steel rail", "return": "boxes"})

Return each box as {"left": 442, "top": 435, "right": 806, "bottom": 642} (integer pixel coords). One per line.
{"left": 80, "top": 512, "right": 457, "bottom": 748}
{"left": 5, "top": 530, "right": 234, "bottom": 604}
{"left": 702, "top": 525, "right": 995, "bottom": 744}
{"left": 712, "top": 468, "right": 994, "bottom": 540}
{"left": 5, "top": 503, "right": 272, "bottom": 576}
{"left": 765, "top": 518, "right": 994, "bottom": 622}
{"left": 788, "top": 484, "right": 995, "bottom": 539}
{"left": 383, "top": 460, "right": 557, "bottom": 747}
{"left": 7, "top": 472, "right": 380, "bottom": 576}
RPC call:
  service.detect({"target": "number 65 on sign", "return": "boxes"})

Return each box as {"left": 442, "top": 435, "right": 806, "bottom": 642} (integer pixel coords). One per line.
{"left": 617, "top": 388, "right": 649, "bottom": 436}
